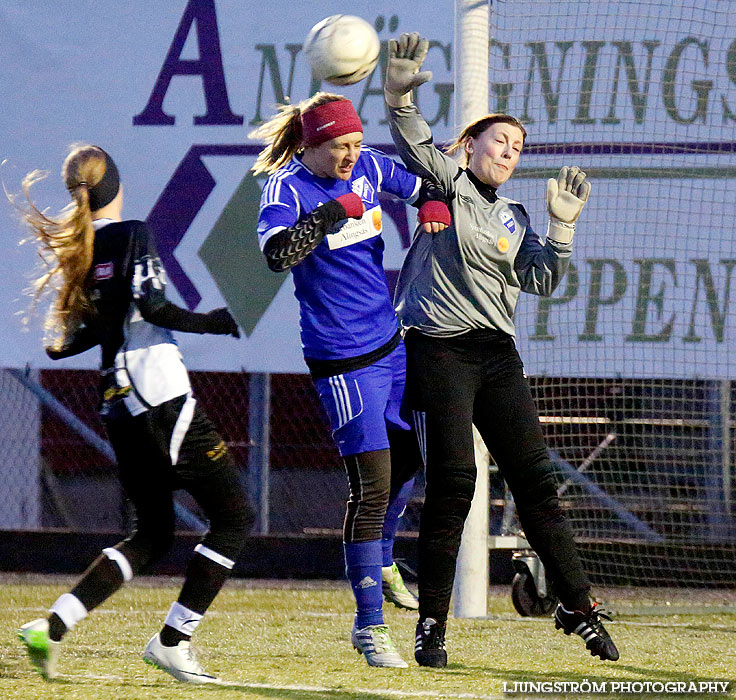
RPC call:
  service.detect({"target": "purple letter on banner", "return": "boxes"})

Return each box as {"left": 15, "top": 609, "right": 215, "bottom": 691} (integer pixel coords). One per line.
{"left": 133, "top": 0, "right": 243, "bottom": 126}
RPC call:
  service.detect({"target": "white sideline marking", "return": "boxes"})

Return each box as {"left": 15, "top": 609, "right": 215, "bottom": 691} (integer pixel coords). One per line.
{"left": 76, "top": 673, "right": 502, "bottom": 698}
{"left": 220, "top": 681, "right": 502, "bottom": 699}
{"left": 12, "top": 605, "right": 735, "bottom": 629}
{"left": 76, "top": 673, "right": 127, "bottom": 682}
{"left": 615, "top": 619, "right": 736, "bottom": 630}
{"left": 227, "top": 682, "right": 502, "bottom": 699}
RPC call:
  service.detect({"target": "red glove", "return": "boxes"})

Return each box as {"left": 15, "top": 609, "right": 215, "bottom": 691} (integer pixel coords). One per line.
{"left": 418, "top": 200, "right": 451, "bottom": 227}
{"left": 335, "top": 192, "right": 365, "bottom": 219}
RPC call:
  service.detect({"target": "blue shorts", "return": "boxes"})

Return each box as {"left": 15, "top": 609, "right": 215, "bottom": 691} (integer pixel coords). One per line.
{"left": 314, "top": 341, "right": 411, "bottom": 456}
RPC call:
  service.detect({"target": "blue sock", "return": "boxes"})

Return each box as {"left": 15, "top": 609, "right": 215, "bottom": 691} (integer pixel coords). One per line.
{"left": 381, "top": 477, "right": 416, "bottom": 568}
{"left": 344, "top": 540, "right": 383, "bottom": 628}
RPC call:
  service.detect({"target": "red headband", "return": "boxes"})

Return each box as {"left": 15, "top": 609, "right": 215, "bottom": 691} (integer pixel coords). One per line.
{"left": 301, "top": 100, "right": 363, "bottom": 147}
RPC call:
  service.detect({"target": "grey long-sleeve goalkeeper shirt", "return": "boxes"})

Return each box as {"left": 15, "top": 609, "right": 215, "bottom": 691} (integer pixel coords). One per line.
{"left": 389, "top": 104, "right": 573, "bottom": 338}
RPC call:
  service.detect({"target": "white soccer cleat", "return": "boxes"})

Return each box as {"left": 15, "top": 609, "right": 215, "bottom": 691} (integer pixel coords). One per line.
{"left": 382, "top": 562, "right": 419, "bottom": 610}
{"left": 351, "top": 623, "right": 408, "bottom": 668}
{"left": 18, "top": 618, "right": 61, "bottom": 680}
{"left": 143, "top": 633, "right": 221, "bottom": 684}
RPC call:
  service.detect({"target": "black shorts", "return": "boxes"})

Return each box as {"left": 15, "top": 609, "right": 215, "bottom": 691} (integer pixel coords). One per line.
{"left": 103, "top": 393, "right": 248, "bottom": 558}
{"left": 104, "top": 393, "right": 230, "bottom": 487}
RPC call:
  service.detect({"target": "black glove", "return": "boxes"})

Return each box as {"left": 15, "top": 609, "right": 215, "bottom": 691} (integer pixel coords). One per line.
{"left": 206, "top": 308, "right": 240, "bottom": 338}
{"left": 412, "top": 179, "right": 448, "bottom": 210}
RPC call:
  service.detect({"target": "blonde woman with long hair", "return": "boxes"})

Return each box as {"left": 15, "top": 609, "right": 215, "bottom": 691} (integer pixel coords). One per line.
{"left": 252, "top": 92, "right": 450, "bottom": 668}
{"left": 15, "top": 144, "right": 252, "bottom": 684}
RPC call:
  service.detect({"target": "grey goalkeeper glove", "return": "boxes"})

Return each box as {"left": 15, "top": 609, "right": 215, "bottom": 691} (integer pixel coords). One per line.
{"left": 384, "top": 32, "right": 433, "bottom": 107}
{"left": 546, "top": 166, "right": 591, "bottom": 244}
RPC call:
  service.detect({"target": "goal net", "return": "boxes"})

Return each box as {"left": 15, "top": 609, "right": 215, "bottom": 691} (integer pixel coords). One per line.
{"left": 489, "top": 0, "right": 735, "bottom": 588}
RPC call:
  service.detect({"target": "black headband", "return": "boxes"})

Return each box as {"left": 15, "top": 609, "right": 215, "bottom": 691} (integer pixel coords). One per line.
{"left": 88, "top": 150, "right": 120, "bottom": 211}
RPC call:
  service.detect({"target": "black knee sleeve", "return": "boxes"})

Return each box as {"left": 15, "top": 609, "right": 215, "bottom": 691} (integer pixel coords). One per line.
{"left": 343, "top": 450, "right": 391, "bottom": 543}
{"left": 120, "top": 528, "right": 175, "bottom": 573}
{"left": 201, "top": 494, "right": 254, "bottom": 563}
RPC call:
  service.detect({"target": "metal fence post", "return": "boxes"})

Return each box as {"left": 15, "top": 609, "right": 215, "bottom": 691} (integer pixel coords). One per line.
{"left": 248, "top": 372, "right": 271, "bottom": 534}
{"left": 720, "top": 380, "right": 732, "bottom": 519}
{"left": 705, "top": 379, "right": 733, "bottom": 541}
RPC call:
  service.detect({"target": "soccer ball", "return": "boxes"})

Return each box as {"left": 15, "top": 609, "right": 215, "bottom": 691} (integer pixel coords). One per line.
{"left": 304, "top": 15, "right": 380, "bottom": 86}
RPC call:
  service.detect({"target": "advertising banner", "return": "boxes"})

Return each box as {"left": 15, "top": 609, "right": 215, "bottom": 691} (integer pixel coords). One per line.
{"left": 1, "top": 1, "right": 733, "bottom": 377}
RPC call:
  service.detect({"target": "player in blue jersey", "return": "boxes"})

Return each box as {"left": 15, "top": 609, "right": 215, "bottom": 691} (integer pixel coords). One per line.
{"left": 250, "top": 93, "right": 450, "bottom": 668}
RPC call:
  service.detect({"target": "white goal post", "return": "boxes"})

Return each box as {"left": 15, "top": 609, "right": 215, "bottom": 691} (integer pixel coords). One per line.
{"left": 451, "top": 0, "right": 492, "bottom": 619}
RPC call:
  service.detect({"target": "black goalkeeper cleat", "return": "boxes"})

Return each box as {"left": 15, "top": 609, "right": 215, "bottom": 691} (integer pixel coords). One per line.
{"left": 415, "top": 617, "right": 447, "bottom": 667}
{"left": 554, "top": 602, "right": 619, "bottom": 661}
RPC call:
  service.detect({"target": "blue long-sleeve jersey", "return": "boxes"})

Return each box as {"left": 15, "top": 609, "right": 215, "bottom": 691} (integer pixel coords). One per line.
{"left": 257, "top": 148, "right": 421, "bottom": 361}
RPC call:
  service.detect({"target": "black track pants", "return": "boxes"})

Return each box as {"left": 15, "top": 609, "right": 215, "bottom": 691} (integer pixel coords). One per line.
{"left": 405, "top": 329, "right": 591, "bottom": 622}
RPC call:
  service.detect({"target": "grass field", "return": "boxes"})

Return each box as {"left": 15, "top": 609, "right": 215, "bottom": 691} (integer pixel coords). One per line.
{"left": 2, "top": 574, "right": 735, "bottom": 700}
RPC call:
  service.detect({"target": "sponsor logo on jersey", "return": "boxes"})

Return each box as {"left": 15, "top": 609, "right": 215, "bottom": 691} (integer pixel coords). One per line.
{"left": 470, "top": 223, "right": 495, "bottom": 246}
{"left": 497, "top": 237, "right": 509, "bottom": 253}
{"left": 351, "top": 175, "right": 375, "bottom": 204}
{"left": 358, "top": 576, "right": 378, "bottom": 589}
{"left": 94, "top": 261, "right": 114, "bottom": 280}
{"left": 499, "top": 210, "right": 516, "bottom": 234}
{"left": 326, "top": 207, "right": 382, "bottom": 250}
{"left": 372, "top": 208, "right": 382, "bottom": 232}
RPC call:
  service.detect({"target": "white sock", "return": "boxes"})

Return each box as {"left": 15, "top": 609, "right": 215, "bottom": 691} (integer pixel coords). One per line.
{"left": 164, "top": 601, "right": 203, "bottom": 637}
{"left": 49, "top": 593, "right": 88, "bottom": 630}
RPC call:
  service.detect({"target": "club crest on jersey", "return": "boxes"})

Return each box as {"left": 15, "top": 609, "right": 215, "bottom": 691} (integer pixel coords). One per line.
{"left": 351, "top": 176, "right": 375, "bottom": 203}
{"left": 499, "top": 210, "right": 516, "bottom": 235}
{"left": 94, "top": 261, "right": 114, "bottom": 280}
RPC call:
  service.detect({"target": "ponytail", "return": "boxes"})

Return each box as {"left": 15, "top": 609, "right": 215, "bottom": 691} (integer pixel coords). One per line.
{"left": 249, "top": 103, "right": 304, "bottom": 176}
{"left": 249, "top": 92, "right": 350, "bottom": 175}
{"left": 10, "top": 144, "right": 109, "bottom": 348}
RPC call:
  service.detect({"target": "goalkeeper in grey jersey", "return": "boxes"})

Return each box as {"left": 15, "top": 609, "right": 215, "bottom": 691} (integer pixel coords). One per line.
{"left": 384, "top": 33, "right": 619, "bottom": 666}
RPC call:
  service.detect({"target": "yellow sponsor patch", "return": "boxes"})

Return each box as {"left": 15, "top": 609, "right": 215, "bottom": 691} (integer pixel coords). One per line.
{"left": 103, "top": 385, "right": 132, "bottom": 402}
{"left": 207, "top": 440, "right": 228, "bottom": 461}
{"left": 497, "top": 237, "right": 509, "bottom": 253}
{"left": 372, "top": 208, "right": 382, "bottom": 232}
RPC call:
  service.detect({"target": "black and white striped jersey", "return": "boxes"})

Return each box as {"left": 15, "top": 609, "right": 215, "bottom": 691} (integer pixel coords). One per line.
{"left": 47, "top": 218, "right": 196, "bottom": 415}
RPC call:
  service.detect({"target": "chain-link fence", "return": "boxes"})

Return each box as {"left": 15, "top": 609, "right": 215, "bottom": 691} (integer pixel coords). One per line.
{"left": 0, "top": 368, "right": 424, "bottom": 538}
{"left": 2, "top": 366, "right": 734, "bottom": 588}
